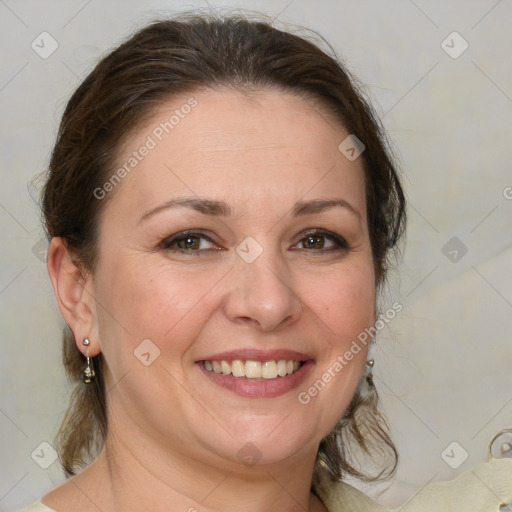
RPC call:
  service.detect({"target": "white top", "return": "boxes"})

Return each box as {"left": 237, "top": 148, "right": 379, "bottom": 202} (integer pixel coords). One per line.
{"left": 19, "top": 504, "right": 53, "bottom": 512}
{"left": 19, "top": 457, "right": 512, "bottom": 512}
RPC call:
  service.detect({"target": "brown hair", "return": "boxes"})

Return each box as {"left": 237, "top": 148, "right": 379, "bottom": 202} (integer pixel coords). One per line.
{"left": 42, "top": 13, "right": 405, "bottom": 482}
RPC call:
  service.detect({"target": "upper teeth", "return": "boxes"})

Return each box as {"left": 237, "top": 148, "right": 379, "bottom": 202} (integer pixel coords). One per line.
{"left": 203, "top": 359, "right": 302, "bottom": 379}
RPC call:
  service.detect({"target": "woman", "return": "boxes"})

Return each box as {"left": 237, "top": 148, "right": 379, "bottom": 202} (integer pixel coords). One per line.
{"left": 21, "top": 14, "right": 512, "bottom": 512}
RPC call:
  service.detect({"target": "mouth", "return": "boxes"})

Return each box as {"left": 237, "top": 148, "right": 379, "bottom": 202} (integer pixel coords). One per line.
{"left": 202, "top": 359, "right": 304, "bottom": 380}
{"left": 196, "top": 350, "right": 313, "bottom": 398}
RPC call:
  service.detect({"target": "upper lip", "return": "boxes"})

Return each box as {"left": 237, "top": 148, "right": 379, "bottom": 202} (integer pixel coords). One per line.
{"left": 197, "top": 349, "right": 313, "bottom": 362}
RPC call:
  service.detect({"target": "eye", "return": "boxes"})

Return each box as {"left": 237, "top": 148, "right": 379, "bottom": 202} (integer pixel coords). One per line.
{"left": 160, "top": 231, "right": 220, "bottom": 253}
{"left": 293, "top": 229, "right": 349, "bottom": 252}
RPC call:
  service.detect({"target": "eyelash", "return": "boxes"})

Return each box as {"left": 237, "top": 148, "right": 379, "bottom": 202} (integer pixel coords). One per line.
{"left": 295, "top": 229, "right": 349, "bottom": 252}
{"left": 160, "top": 230, "right": 219, "bottom": 254}
{"left": 160, "top": 229, "right": 349, "bottom": 255}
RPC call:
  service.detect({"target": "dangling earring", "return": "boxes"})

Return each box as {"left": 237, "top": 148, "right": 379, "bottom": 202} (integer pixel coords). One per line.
{"left": 365, "top": 358, "right": 375, "bottom": 384}
{"left": 82, "top": 338, "right": 95, "bottom": 384}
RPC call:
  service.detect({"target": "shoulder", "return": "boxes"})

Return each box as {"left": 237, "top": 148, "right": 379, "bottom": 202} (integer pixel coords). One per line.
{"left": 312, "top": 457, "right": 512, "bottom": 512}
{"left": 397, "top": 457, "right": 512, "bottom": 512}
{"left": 18, "top": 502, "right": 56, "bottom": 512}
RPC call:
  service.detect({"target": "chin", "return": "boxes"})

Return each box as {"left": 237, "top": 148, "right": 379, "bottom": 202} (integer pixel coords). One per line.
{"left": 197, "top": 422, "right": 318, "bottom": 468}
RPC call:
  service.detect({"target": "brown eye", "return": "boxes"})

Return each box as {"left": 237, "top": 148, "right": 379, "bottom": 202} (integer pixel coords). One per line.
{"left": 161, "top": 231, "right": 218, "bottom": 253}
{"left": 175, "top": 236, "right": 201, "bottom": 250}
{"left": 294, "top": 230, "right": 348, "bottom": 252}
{"left": 303, "top": 235, "right": 326, "bottom": 249}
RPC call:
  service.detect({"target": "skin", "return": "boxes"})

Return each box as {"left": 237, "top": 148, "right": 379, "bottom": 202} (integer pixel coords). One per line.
{"left": 45, "top": 88, "right": 376, "bottom": 512}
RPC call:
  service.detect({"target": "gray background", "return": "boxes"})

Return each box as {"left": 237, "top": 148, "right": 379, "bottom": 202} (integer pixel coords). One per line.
{"left": 1, "top": 0, "right": 511, "bottom": 510}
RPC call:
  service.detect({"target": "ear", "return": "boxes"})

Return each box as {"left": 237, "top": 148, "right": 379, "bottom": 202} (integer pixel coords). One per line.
{"left": 46, "top": 237, "right": 101, "bottom": 357}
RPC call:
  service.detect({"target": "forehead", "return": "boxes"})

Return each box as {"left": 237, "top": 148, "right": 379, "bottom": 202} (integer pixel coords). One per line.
{"left": 107, "top": 87, "right": 367, "bottom": 220}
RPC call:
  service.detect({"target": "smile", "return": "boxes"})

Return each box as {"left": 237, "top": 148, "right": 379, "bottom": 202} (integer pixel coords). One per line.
{"left": 202, "top": 359, "right": 304, "bottom": 379}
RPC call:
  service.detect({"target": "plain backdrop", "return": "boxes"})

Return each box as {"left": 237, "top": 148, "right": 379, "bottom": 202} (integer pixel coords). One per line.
{"left": 1, "top": 0, "right": 511, "bottom": 510}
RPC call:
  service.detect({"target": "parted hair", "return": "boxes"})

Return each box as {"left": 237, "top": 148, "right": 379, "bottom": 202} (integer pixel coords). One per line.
{"left": 42, "top": 13, "right": 405, "bottom": 482}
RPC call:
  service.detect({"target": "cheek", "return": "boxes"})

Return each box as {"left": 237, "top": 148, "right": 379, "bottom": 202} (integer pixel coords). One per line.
{"left": 303, "top": 261, "right": 376, "bottom": 342}
{"left": 296, "top": 261, "right": 375, "bottom": 420}
{"left": 92, "top": 256, "right": 225, "bottom": 366}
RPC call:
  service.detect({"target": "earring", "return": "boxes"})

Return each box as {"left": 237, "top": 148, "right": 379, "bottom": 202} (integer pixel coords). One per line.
{"left": 82, "top": 338, "right": 95, "bottom": 384}
{"left": 365, "top": 358, "right": 374, "bottom": 385}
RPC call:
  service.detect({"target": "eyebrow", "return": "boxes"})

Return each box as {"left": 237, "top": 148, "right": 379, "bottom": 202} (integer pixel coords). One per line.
{"left": 138, "top": 197, "right": 361, "bottom": 224}
{"left": 139, "top": 198, "right": 232, "bottom": 224}
{"left": 291, "top": 198, "right": 361, "bottom": 220}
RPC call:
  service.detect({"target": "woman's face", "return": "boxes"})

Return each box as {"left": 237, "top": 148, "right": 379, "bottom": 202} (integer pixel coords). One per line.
{"left": 86, "top": 88, "right": 376, "bottom": 468}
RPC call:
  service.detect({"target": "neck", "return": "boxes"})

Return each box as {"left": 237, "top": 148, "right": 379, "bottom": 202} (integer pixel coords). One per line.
{"left": 84, "top": 426, "right": 326, "bottom": 512}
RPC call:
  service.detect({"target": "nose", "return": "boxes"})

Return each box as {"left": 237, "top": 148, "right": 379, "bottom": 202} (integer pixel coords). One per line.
{"left": 222, "top": 247, "right": 303, "bottom": 332}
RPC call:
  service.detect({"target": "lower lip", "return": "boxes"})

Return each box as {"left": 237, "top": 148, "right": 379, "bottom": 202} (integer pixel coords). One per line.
{"left": 197, "top": 361, "right": 314, "bottom": 398}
